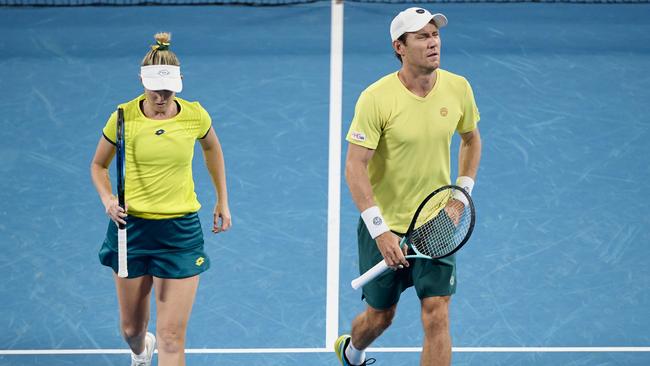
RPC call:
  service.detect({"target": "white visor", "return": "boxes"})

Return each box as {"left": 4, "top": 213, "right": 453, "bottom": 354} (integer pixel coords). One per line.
{"left": 390, "top": 7, "right": 448, "bottom": 41}
{"left": 140, "top": 65, "right": 182, "bottom": 93}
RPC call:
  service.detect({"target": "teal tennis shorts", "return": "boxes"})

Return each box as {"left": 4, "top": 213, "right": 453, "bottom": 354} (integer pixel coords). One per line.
{"left": 357, "top": 218, "right": 456, "bottom": 310}
{"left": 99, "top": 212, "right": 210, "bottom": 279}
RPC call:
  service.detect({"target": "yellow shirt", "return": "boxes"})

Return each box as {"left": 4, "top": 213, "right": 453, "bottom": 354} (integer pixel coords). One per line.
{"left": 346, "top": 70, "right": 480, "bottom": 232}
{"left": 102, "top": 94, "right": 212, "bottom": 219}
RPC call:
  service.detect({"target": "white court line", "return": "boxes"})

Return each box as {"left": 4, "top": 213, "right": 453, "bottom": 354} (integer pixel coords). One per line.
{"left": 325, "top": 0, "right": 344, "bottom": 351}
{"left": 2, "top": 347, "right": 650, "bottom": 355}
{"left": 370, "top": 347, "right": 650, "bottom": 353}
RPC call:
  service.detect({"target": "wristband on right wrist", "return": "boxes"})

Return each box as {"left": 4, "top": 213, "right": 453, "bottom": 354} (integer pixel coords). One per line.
{"left": 452, "top": 176, "right": 475, "bottom": 206}
{"left": 361, "top": 205, "right": 390, "bottom": 239}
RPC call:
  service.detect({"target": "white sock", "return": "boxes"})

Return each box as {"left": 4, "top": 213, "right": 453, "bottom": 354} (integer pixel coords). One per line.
{"left": 132, "top": 348, "right": 147, "bottom": 360}
{"left": 345, "top": 340, "right": 366, "bottom": 365}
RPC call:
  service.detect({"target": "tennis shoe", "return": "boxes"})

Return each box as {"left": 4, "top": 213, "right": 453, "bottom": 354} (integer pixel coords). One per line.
{"left": 131, "top": 332, "right": 156, "bottom": 366}
{"left": 334, "top": 334, "right": 375, "bottom": 366}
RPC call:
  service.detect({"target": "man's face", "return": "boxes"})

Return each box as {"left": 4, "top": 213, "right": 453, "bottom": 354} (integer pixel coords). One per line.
{"left": 397, "top": 22, "right": 442, "bottom": 71}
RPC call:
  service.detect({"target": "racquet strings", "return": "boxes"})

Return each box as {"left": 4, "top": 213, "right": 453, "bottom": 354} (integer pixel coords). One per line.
{"left": 410, "top": 187, "right": 472, "bottom": 258}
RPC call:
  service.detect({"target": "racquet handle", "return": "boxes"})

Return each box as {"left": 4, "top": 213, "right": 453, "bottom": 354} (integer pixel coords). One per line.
{"left": 117, "top": 228, "right": 128, "bottom": 278}
{"left": 351, "top": 260, "right": 390, "bottom": 290}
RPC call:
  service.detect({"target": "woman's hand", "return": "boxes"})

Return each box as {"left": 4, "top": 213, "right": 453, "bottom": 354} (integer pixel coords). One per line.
{"left": 213, "top": 202, "right": 232, "bottom": 233}
{"left": 103, "top": 195, "right": 127, "bottom": 226}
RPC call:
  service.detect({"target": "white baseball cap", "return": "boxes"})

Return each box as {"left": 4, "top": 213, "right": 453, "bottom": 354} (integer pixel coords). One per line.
{"left": 140, "top": 64, "right": 183, "bottom": 93}
{"left": 390, "top": 7, "right": 448, "bottom": 42}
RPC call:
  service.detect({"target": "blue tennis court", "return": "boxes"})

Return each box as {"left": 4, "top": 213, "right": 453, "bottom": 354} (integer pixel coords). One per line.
{"left": 1, "top": 1, "right": 649, "bottom": 365}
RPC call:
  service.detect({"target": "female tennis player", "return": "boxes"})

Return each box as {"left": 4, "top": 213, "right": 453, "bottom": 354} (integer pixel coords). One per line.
{"left": 90, "top": 32, "right": 231, "bottom": 366}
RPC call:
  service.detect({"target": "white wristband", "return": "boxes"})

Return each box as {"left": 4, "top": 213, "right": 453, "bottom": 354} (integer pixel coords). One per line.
{"left": 452, "top": 176, "right": 475, "bottom": 206}
{"left": 361, "top": 206, "right": 390, "bottom": 239}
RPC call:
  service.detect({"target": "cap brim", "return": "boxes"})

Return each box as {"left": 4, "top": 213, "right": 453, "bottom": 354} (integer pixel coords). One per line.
{"left": 405, "top": 13, "right": 447, "bottom": 33}
{"left": 141, "top": 77, "right": 183, "bottom": 93}
{"left": 432, "top": 13, "right": 448, "bottom": 28}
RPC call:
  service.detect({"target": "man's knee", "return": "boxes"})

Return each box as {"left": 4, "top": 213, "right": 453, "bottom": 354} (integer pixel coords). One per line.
{"left": 367, "top": 304, "right": 397, "bottom": 330}
{"left": 421, "top": 296, "right": 450, "bottom": 333}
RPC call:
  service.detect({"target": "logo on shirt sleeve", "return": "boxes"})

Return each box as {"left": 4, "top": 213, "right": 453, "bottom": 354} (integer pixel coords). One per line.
{"left": 350, "top": 131, "right": 366, "bottom": 142}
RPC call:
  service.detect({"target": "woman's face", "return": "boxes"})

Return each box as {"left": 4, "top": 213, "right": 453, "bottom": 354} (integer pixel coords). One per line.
{"left": 144, "top": 89, "right": 175, "bottom": 113}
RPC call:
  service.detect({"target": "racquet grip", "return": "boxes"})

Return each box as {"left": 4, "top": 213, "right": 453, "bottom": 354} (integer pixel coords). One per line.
{"left": 117, "top": 228, "right": 128, "bottom": 278}
{"left": 351, "top": 260, "right": 390, "bottom": 290}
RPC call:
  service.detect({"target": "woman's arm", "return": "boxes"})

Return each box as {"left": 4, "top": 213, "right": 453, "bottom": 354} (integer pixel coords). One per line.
{"left": 199, "top": 127, "right": 232, "bottom": 233}
{"left": 90, "top": 137, "right": 126, "bottom": 225}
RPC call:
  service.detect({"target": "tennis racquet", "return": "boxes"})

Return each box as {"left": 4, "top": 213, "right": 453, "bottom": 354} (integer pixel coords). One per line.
{"left": 116, "top": 108, "right": 128, "bottom": 278}
{"left": 351, "top": 185, "right": 475, "bottom": 290}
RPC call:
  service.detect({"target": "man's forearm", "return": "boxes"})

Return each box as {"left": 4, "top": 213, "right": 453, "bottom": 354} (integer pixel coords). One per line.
{"left": 458, "top": 130, "right": 482, "bottom": 179}
{"left": 345, "top": 160, "right": 376, "bottom": 213}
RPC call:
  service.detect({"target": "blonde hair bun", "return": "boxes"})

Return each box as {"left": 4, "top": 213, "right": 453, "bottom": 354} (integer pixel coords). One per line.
{"left": 154, "top": 32, "right": 171, "bottom": 45}
{"left": 141, "top": 31, "right": 180, "bottom": 66}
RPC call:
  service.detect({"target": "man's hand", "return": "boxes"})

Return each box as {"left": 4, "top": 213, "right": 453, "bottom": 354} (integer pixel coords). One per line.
{"left": 445, "top": 199, "right": 465, "bottom": 226}
{"left": 375, "top": 231, "right": 409, "bottom": 270}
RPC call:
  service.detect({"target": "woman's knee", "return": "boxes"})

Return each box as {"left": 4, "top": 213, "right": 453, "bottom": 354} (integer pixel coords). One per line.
{"left": 120, "top": 321, "right": 147, "bottom": 340}
{"left": 157, "top": 325, "right": 186, "bottom": 354}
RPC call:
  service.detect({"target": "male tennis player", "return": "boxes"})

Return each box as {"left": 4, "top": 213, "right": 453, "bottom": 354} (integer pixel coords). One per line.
{"left": 335, "top": 8, "right": 482, "bottom": 366}
{"left": 90, "top": 32, "right": 231, "bottom": 366}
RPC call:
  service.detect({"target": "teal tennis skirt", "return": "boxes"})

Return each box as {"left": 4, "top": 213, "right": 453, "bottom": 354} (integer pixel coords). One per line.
{"left": 99, "top": 212, "right": 210, "bottom": 279}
